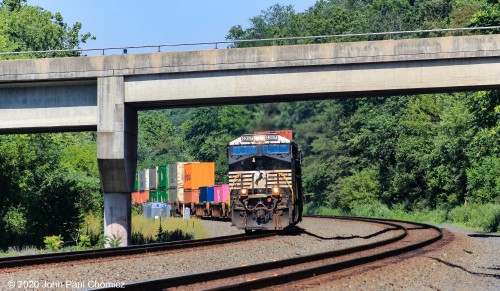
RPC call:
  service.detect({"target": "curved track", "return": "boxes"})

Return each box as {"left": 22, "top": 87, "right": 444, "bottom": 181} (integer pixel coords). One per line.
{"left": 0, "top": 232, "right": 276, "bottom": 269}
{"left": 94, "top": 216, "right": 442, "bottom": 290}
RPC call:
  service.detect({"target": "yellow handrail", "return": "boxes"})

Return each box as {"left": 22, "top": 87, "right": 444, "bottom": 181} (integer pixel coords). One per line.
{"left": 279, "top": 173, "right": 294, "bottom": 205}
{"left": 228, "top": 174, "right": 242, "bottom": 212}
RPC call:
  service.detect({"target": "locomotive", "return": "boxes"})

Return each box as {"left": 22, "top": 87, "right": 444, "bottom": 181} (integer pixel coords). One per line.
{"left": 228, "top": 130, "right": 303, "bottom": 233}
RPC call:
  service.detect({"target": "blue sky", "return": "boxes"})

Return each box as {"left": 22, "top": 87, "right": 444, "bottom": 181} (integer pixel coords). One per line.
{"left": 29, "top": 0, "right": 318, "bottom": 54}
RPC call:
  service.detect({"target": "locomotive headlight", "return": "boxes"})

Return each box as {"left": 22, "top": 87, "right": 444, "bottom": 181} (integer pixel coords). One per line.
{"left": 255, "top": 135, "right": 265, "bottom": 142}
{"left": 240, "top": 188, "right": 248, "bottom": 195}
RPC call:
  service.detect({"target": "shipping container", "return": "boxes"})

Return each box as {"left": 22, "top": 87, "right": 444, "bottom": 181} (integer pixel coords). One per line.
{"left": 168, "top": 188, "right": 184, "bottom": 203}
{"left": 199, "top": 186, "right": 215, "bottom": 202}
{"left": 139, "top": 169, "right": 150, "bottom": 191}
{"left": 149, "top": 189, "right": 162, "bottom": 202}
{"left": 157, "top": 165, "right": 168, "bottom": 189}
{"left": 132, "top": 191, "right": 140, "bottom": 204}
{"left": 184, "top": 162, "right": 215, "bottom": 190}
{"left": 149, "top": 167, "right": 158, "bottom": 190}
{"left": 183, "top": 189, "right": 200, "bottom": 203}
{"left": 214, "top": 184, "right": 230, "bottom": 203}
{"left": 134, "top": 171, "right": 139, "bottom": 192}
{"left": 157, "top": 188, "right": 168, "bottom": 202}
{"left": 254, "top": 130, "right": 293, "bottom": 141}
{"left": 132, "top": 191, "right": 149, "bottom": 204}
{"left": 139, "top": 191, "right": 149, "bottom": 203}
{"left": 168, "top": 162, "right": 186, "bottom": 189}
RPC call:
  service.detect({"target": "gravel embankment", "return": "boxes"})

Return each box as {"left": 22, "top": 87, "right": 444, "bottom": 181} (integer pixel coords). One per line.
{"left": 0, "top": 217, "right": 394, "bottom": 291}
{"left": 293, "top": 224, "right": 500, "bottom": 290}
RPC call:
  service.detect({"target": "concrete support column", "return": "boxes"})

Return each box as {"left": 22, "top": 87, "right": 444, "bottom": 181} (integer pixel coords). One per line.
{"left": 97, "top": 76, "right": 137, "bottom": 247}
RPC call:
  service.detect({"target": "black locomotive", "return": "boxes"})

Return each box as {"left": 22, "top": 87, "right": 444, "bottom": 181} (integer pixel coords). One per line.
{"left": 228, "top": 130, "right": 303, "bottom": 233}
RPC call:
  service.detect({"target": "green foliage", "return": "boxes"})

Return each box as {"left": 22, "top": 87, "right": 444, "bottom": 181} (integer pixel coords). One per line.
{"left": 105, "top": 234, "right": 123, "bottom": 248}
{"left": 78, "top": 234, "right": 91, "bottom": 248}
{"left": 2, "top": 205, "right": 26, "bottom": 235}
{"left": 43, "top": 235, "right": 63, "bottom": 251}
{"left": 469, "top": 0, "right": 500, "bottom": 28}
{"left": 350, "top": 202, "right": 391, "bottom": 218}
{"left": 337, "top": 167, "right": 381, "bottom": 210}
{"left": 448, "top": 204, "right": 500, "bottom": 232}
{"left": 0, "top": 0, "right": 94, "bottom": 59}
{"left": 138, "top": 111, "right": 189, "bottom": 169}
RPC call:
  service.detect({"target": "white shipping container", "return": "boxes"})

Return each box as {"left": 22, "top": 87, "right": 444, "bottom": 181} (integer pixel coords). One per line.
{"left": 168, "top": 187, "right": 184, "bottom": 203}
{"left": 144, "top": 169, "right": 150, "bottom": 191}
{"left": 149, "top": 167, "right": 158, "bottom": 190}
{"left": 168, "top": 162, "right": 185, "bottom": 189}
{"left": 138, "top": 170, "right": 147, "bottom": 191}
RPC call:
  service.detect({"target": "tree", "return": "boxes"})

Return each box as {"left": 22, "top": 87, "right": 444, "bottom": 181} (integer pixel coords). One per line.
{"left": 0, "top": 0, "right": 97, "bottom": 249}
{"left": 137, "top": 111, "right": 189, "bottom": 169}
{"left": 0, "top": 0, "right": 94, "bottom": 58}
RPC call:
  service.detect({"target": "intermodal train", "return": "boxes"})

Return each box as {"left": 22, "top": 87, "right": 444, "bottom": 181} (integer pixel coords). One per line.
{"left": 228, "top": 130, "right": 303, "bottom": 233}
{"left": 132, "top": 130, "right": 303, "bottom": 233}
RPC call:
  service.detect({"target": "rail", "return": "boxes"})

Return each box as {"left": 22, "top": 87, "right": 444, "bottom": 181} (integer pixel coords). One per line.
{"left": 0, "top": 26, "right": 498, "bottom": 57}
{"left": 94, "top": 216, "right": 442, "bottom": 290}
{"left": 0, "top": 232, "right": 275, "bottom": 269}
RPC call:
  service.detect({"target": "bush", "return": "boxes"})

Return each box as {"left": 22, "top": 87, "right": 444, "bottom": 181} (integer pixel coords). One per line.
{"left": 79, "top": 234, "right": 91, "bottom": 248}
{"left": 447, "top": 205, "right": 471, "bottom": 224}
{"left": 351, "top": 202, "right": 391, "bottom": 219}
{"left": 469, "top": 204, "right": 500, "bottom": 232}
{"left": 44, "top": 235, "right": 63, "bottom": 251}
{"left": 448, "top": 204, "right": 500, "bottom": 232}
{"left": 304, "top": 205, "right": 345, "bottom": 216}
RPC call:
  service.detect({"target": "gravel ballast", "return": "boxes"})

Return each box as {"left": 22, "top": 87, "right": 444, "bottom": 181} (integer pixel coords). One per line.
{"left": 1, "top": 219, "right": 497, "bottom": 290}
{"left": 0, "top": 217, "right": 393, "bottom": 290}
{"left": 292, "top": 224, "right": 500, "bottom": 290}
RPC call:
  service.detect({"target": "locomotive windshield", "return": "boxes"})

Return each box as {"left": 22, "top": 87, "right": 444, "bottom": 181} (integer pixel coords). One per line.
{"left": 230, "top": 144, "right": 289, "bottom": 157}
{"left": 231, "top": 145, "right": 258, "bottom": 155}
{"left": 262, "top": 144, "right": 289, "bottom": 154}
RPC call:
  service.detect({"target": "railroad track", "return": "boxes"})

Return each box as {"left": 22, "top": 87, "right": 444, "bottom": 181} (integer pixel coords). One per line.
{"left": 95, "top": 216, "right": 441, "bottom": 291}
{"left": 0, "top": 232, "right": 276, "bottom": 269}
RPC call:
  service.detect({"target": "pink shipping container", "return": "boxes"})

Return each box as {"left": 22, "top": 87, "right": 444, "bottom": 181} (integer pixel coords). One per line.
{"left": 214, "top": 184, "right": 229, "bottom": 203}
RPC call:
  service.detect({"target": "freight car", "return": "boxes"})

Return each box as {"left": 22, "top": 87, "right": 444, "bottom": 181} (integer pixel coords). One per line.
{"left": 228, "top": 130, "right": 303, "bottom": 233}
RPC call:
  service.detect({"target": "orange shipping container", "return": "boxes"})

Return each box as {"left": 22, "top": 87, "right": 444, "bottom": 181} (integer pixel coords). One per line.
{"left": 132, "top": 191, "right": 140, "bottom": 204}
{"left": 139, "top": 191, "right": 149, "bottom": 203}
{"left": 184, "top": 162, "right": 215, "bottom": 190}
{"left": 183, "top": 189, "right": 200, "bottom": 203}
{"left": 132, "top": 191, "right": 149, "bottom": 204}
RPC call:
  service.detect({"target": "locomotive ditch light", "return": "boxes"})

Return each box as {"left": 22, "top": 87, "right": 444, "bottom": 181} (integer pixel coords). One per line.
{"left": 272, "top": 186, "right": 280, "bottom": 196}
{"left": 240, "top": 188, "right": 248, "bottom": 196}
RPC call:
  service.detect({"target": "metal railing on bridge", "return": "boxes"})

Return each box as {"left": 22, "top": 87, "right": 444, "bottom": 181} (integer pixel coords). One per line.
{"left": 0, "top": 26, "right": 499, "bottom": 57}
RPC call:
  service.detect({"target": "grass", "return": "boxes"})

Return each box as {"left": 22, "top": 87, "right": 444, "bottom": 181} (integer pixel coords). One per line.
{"left": 131, "top": 214, "right": 209, "bottom": 244}
{"left": 305, "top": 202, "right": 500, "bottom": 233}
{"left": 0, "top": 212, "right": 210, "bottom": 257}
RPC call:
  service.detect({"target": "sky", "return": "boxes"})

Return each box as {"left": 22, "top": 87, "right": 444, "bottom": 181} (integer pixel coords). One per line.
{"left": 29, "top": 0, "right": 318, "bottom": 55}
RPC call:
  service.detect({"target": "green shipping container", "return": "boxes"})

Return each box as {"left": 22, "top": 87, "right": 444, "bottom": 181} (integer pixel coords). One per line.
{"left": 157, "top": 165, "right": 168, "bottom": 189}
{"left": 157, "top": 189, "right": 168, "bottom": 202}
{"left": 149, "top": 190, "right": 159, "bottom": 202}
{"left": 134, "top": 171, "right": 139, "bottom": 192}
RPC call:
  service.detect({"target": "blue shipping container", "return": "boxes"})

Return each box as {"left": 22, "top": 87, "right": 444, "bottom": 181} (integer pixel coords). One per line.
{"left": 199, "top": 186, "right": 215, "bottom": 202}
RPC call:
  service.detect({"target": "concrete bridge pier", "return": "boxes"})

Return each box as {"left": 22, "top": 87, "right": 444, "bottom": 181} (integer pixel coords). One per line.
{"left": 97, "top": 76, "right": 137, "bottom": 247}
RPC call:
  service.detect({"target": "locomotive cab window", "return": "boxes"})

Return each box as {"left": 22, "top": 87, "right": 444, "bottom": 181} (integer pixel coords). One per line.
{"left": 231, "top": 145, "right": 258, "bottom": 155}
{"left": 262, "top": 144, "right": 289, "bottom": 154}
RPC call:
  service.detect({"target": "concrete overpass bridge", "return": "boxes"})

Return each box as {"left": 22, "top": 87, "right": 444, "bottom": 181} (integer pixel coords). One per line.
{"left": 1, "top": 34, "right": 499, "bottom": 246}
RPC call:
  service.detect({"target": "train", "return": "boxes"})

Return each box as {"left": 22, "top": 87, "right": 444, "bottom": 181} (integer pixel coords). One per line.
{"left": 133, "top": 130, "right": 303, "bottom": 233}
{"left": 228, "top": 130, "right": 303, "bottom": 233}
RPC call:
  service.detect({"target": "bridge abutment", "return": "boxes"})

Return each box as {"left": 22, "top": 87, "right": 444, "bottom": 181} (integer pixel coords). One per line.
{"left": 97, "top": 76, "right": 137, "bottom": 247}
